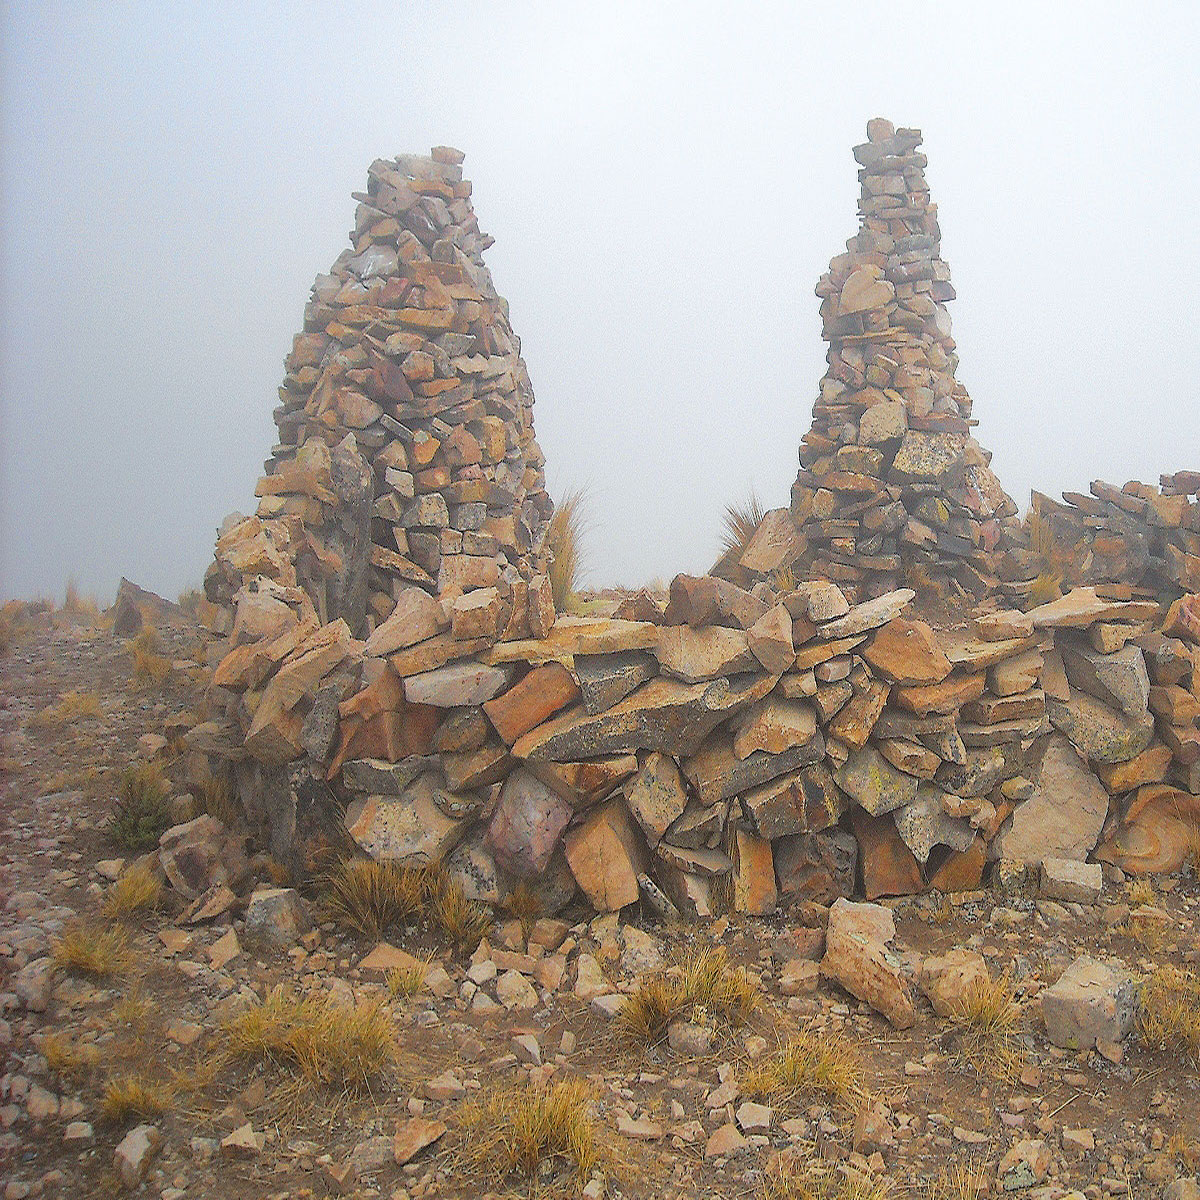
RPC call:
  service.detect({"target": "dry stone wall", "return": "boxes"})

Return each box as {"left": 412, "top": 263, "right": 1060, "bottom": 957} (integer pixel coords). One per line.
{"left": 188, "top": 126, "right": 1200, "bottom": 924}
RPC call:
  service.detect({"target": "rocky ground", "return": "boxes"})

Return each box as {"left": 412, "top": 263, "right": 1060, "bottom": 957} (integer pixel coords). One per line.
{"left": 2, "top": 608, "right": 1200, "bottom": 1200}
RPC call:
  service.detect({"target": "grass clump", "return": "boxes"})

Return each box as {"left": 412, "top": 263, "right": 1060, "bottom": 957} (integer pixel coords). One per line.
{"left": 103, "top": 861, "right": 163, "bottom": 919}
{"left": 323, "top": 858, "right": 427, "bottom": 940}
{"left": 52, "top": 921, "right": 133, "bottom": 979}
{"left": 742, "top": 1030, "right": 863, "bottom": 1113}
{"left": 1127, "top": 878, "right": 1156, "bottom": 908}
{"left": 763, "top": 1158, "right": 892, "bottom": 1200}
{"left": 503, "top": 879, "right": 543, "bottom": 940}
{"left": 925, "top": 1161, "right": 989, "bottom": 1200}
{"left": 108, "top": 763, "right": 173, "bottom": 851}
{"left": 196, "top": 771, "right": 240, "bottom": 827}
{"left": 546, "top": 485, "right": 588, "bottom": 611}
{"left": 456, "top": 1078, "right": 598, "bottom": 1186}
{"left": 1138, "top": 967, "right": 1200, "bottom": 1062}
{"left": 387, "top": 956, "right": 430, "bottom": 999}
{"left": 431, "top": 875, "right": 492, "bottom": 954}
{"left": 617, "top": 945, "right": 758, "bottom": 1046}
{"left": 31, "top": 689, "right": 104, "bottom": 727}
{"left": 225, "top": 985, "right": 394, "bottom": 1089}
{"left": 101, "top": 1074, "right": 173, "bottom": 1123}
{"left": 42, "top": 1031, "right": 102, "bottom": 1080}
{"left": 129, "top": 629, "right": 172, "bottom": 687}
{"left": 948, "top": 974, "right": 1022, "bottom": 1082}
{"left": 718, "top": 490, "right": 765, "bottom": 560}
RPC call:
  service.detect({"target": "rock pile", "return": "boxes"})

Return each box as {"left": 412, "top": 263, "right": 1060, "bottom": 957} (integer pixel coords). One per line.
{"left": 1030, "top": 472, "right": 1200, "bottom": 600}
{"left": 186, "top": 132, "right": 1200, "bottom": 924}
{"left": 198, "top": 146, "right": 555, "bottom": 659}
{"left": 773, "top": 119, "right": 1024, "bottom": 601}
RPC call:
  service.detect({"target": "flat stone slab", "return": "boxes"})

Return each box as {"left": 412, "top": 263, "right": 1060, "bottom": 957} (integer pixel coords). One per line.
{"left": 1041, "top": 955, "right": 1135, "bottom": 1050}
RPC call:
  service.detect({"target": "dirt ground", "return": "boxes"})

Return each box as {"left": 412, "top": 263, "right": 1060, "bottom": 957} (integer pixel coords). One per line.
{"left": 2, "top": 607, "right": 1200, "bottom": 1200}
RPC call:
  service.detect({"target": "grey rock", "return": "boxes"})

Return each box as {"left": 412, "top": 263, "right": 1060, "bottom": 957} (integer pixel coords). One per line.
{"left": 1061, "top": 642, "right": 1150, "bottom": 717}
{"left": 243, "top": 887, "right": 311, "bottom": 945}
{"left": 1041, "top": 955, "right": 1135, "bottom": 1050}
{"left": 893, "top": 790, "right": 975, "bottom": 864}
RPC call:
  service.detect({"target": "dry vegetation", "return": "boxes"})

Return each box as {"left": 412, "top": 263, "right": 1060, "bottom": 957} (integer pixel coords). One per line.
{"left": 100, "top": 1074, "right": 174, "bottom": 1124}
{"left": 946, "top": 974, "right": 1023, "bottom": 1082}
{"left": 323, "top": 857, "right": 427, "bottom": 939}
{"left": 546, "top": 485, "right": 588, "bottom": 611}
{"left": 616, "top": 945, "right": 757, "bottom": 1046}
{"left": 31, "top": 688, "right": 104, "bottom": 727}
{"left": 128, "top": 628, "right": 172, "bottom": 686}
{"left": 455, "top": 1078, "right": 599, "bottom": 1187}
{"left": 1137, "top": 966, "right": 1200, "bottom": 1061}
{"left": 224, "top": 985, "right": 395, "bottom": 1090}
{"left": 763, "top": 1159, "right": 893, "bottom": 1200}
{"left": 51, "top": 921, "right": 134, "bottom": 980}
{"left": 103, "top": 861, "right": 164, "bottom": 919}
{"left": 742, "top": 1029, "right": 864, "bottom": 1113}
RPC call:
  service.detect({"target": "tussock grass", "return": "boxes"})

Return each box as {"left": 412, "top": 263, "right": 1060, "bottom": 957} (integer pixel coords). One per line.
{"left": 0, "top": 599, "right": 39, "bottom": 655}
{"left": 225, "top": 985, "right": 394, "bottom": 1089}
{"left": 42, "top": 1031, "right": 102, "bottom": 1080}
{"left": 31, "top": 689, "right": 104, "bottom": 727}
{"left": 101, "top": 1074, "right": 173, "bottom": 1123}
{"left": 387, "top": 956, "right": 430, "bottom": 999}
{"left": 432, "top": 875, "right": 492, "bottom": 953}
{"left": 617, "top": 945, "right": 758, "bottom": 1046}
{"left": 503, "top": 879, "right": 543, "bottom": 940}
{"left": 52, "top": 921, "right": 133, "bottom": 979}
{"left": 1127, "top": 878, "right": 1156, "bottom": 908}
{"left": 129, "top": 630, "right": 172, "bottom": 687}
{"left": 103, "top": 861, "right": 164, "bottom": 918}
{"left": 323, "top": 858, "right": 427, "bottom": 939}
{"left": 196, "top": 770, "right": 240, "bottom": 827}
{"left": 63, "top": 580, "right": 101, "bottom": 619}
{"left": 763, "top": 1160, "right": 893, "bottom": 1200}
{"left": 742, "top": 1030, "right": 863, "bottom": 1114}
{"left": 948, "top": 974, "right": 1022, "bottom": 1082}
{"left": 177, "top": 587, "right": 202, "bottom": 614}
{"left": 924, "top": 1161, "right": 989, "bottom": 1200}
{"left": 718, "top": 490, "right": 765, "bottom": 560}
{"left": 546, "top": 486, "right": 589, "bottom": 611}
{"left": 456, "top": 1077, "right": 598, "bottom": 1186}
{"left": 1138, "top": 967, "right": 1200, "bottom": 1062}
{"left": 108, "top": 762, "right": 173, "bottom": 850}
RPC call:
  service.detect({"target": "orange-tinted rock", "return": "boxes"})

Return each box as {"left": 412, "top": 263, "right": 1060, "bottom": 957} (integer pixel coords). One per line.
{"left": 926, "top": 836, "right": 986, "bottom": 892}
{"left": 827, "top": 677, "right": 890, "bottom": 750}
{"left": 1094, "top": 743, "right": 1173, "bottom": 792}
{"left": 563, "top": 798, "right": 647, "bottom": 912}
{"left": 483, "top": 663, "right": 580, "bottom": 745}
{"left": 731, "top": 829, "right": 776, "bottom": 916}
{"left": 863, "top": 618, "right": 951, "bottom": 685}
{"left": 849, "top": 807, "right": 924, "bottom": 900}
{"left": 894, "top": 672, "right": 985, "bottom": 716}
{"left": 526, "top": 755, "right": 639, "bottom": 808}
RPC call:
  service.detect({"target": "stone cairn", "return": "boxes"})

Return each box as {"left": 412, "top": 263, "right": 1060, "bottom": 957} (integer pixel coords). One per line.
{"left": 786, "top": 118, "right": 1025, "bottom": 603}
{"left": 1029, "top": 471, "right": 1200, "bottom": 599}
{"left": 200, "top": 146, "right": 555, "bottom": 660}
{"left": 185, "top": 129, "right": 1200, "bottom": 926}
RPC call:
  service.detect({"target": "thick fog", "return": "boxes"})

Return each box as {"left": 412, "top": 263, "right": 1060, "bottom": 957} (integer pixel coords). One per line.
{"left": 2, "top": 2, "right": 1198, "bottom": 603}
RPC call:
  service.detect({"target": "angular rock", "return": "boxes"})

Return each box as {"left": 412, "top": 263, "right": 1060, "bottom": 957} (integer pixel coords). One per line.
{"left": 1039, "top": 858, "right": 1102, "bottom": 904}
{"left": 1041, "top": 956, "right": 1136, "bottom": 1050}
{"left": 733, "top": 698, "right": 818, "bottom": 759}
{"left": 483, "top": 662, "right": 580, "bottom": 745}
{"left": 345, "top": 775, "right": 467, "bottom": 863}
{"left": 486, "top": 768, "right": 573, "bottom": 877}
{"left": 919, "top": 949, "right": 990, "bottom": 1018}
{"left": 818, "top": 589, "right": 915, "bottom": 639}
{"left": 731, "top": 828, "right": 776, "bottom": 916}
{"left": 774, "top": 828, "right": 857, "bottom": 904}
{"left": 573, "top": 651, "right": 657, "bottom": 714}
{"left": 1061, "top": 642, "right": 1150, "bottom": 717}
{"left": 563, "top": 798, "right": 648, "bottom": 912}
{"left": 244, "top": 887, "right": 310, "bottom": 944}
{"left": 863, "top": 618, "right": 951, "bottom": 685}
{"left": 820, "top": 898, "right": 915, "bottom": 1028}
{"left": 403, "top": 661, "right": 512, "bottom": 707}
{"left": 835, "top": 744, "right": 918, "bottom": 816}
{"left": 893, "top": 790, "right": 975, "bottom": 864}
{"left": 850, "top": 807, "right": 925, "bottom": 899}
{"left": 364, "top": 586, "right": 447, "bottom": 656}
{"left": 624, "top": 753, "right": 688, "bottom": 847}
{"left": 683, "top": 727, "right": 824, "bottom": 804}
{"left": 114, "top": 1123, "right": 161, "bottom": 1188}
{"left": 990, "top": 734, "right": 1108, "bottom": 864}
{"left": 654, "top": 624, "right": 757, "bottom": 682}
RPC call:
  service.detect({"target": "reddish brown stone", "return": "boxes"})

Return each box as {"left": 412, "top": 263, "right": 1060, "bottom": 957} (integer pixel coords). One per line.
{"left": 849, "top": 808, "right": 923, "bottom": 900}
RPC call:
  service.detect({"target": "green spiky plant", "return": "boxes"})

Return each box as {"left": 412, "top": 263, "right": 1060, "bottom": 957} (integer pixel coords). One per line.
{"left": 718, "top": 490, "right": 765, "bottom": 559}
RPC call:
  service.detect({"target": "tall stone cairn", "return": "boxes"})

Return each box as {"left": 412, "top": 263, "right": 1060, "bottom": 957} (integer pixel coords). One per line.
{"left": 791, "top": 118, "right": 1023, "bottom": 602}
{"left": 201, "top": 147, "right": 555, "bottom": 649}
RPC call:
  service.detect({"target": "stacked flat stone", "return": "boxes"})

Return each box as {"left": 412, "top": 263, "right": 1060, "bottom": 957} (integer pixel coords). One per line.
{"left": 200, "top": 146, "right": 555, "bottom": 654}
{"left": 1029, "top": 473, "right": 1200, "bottom": 600}
{"left": 789, "top": 118, "right": 1022, "bottom": 602}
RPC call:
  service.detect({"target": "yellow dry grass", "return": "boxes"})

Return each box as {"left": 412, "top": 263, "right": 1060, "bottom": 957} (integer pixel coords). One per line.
{"left": 948, "top": 974, "right": 1022, "bottom": 1082}
{"left": 431, "top": 876, "right": 492, "bottom": 953}
{"left": 103, "top": 861, "right": 164, "bottom": 918}
{"left": 924, "top": 1161, "right": 989, "bottom": 1200}
{"left": 1138, "top": 967, "right": 1200, "bottom": 1062}
{"left": 101, "top": 1074, "right": 173, "bottom": 1123}
{"left": 1127, "top": 878, "right": 1156, "bottom": 908}
{"left": 51, "top": 921, "right": 133, "bottom": 979}
{"left": 455, "top": 1077, "right": 598, "bottom": 1186}
{"left": 503, "top": 879, "right": 543, "bottom": 939}
{"left": 718, "top": 490, "right": 765, "bottom": 560}
{"left": 546, "top": 486, "right": 589, "bottom": 611}
{"left": 763, "top": 1160, "right": 893, "bottom": 1200}
{"left": 617, "top": 945, "right": 758, "bottom": 1046}
{"left": 224, "top": 985, "right": 394, "bottom": 1090}
{"left": 41, "top": 1031, "right": 102, "bottom": 1081}
{"left": 197, "top": 770, "right": 241, "bottom": 827}
{"left": 742, "top": 1030, "right": 863, "bottom": 1114}
{"left": 387, "top": 956, "right": 430, "bottom": 999}
{"left": 322, "top": 858, "right": 427, "bottom": 939}
{"left": 31, "top": 689, "right": 104, "bottom": 727}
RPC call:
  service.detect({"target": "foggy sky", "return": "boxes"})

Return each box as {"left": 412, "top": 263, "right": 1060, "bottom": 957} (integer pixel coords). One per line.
{"left": 3, "top": 2, "right": 1199, "bottom": 604}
